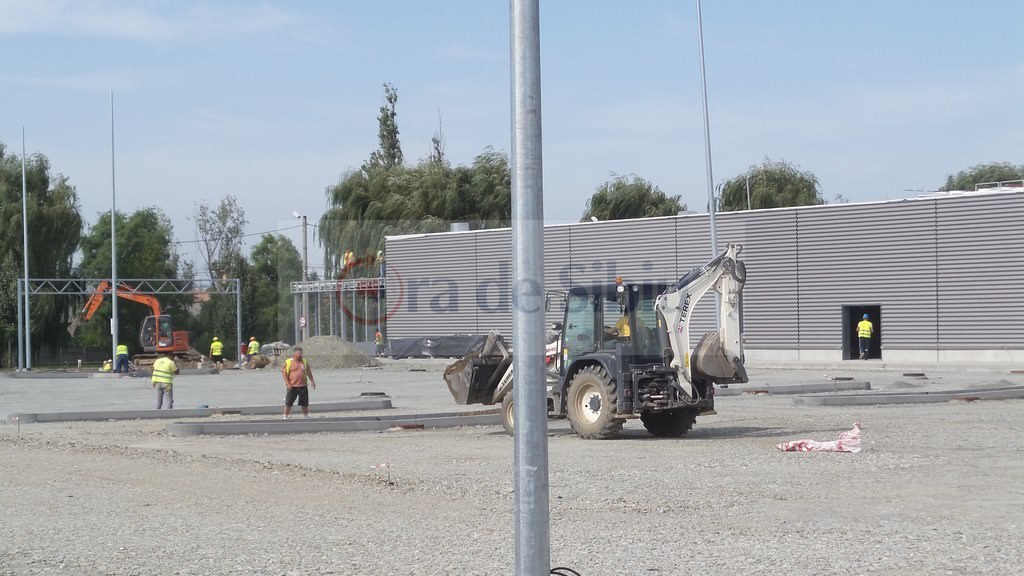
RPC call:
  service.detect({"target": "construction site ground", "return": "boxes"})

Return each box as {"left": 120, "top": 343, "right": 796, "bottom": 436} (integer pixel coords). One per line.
{"left": 1, "top": 360, "right": 1022, "bottom": 575}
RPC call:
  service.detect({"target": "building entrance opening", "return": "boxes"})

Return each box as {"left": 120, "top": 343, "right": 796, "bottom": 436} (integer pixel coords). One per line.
{"left": 842, "top": 305, "right": 881, "bottom": 360}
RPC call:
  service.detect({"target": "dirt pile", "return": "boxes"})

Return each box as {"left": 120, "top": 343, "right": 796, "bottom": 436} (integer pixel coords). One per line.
{"left": 295, "top": 335, "right": 377, "bottom": 369}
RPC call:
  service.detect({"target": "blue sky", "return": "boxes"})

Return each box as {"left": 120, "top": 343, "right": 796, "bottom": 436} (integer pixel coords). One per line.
{"left": 2, "top": 0, "right": 1021, "bottom": 275}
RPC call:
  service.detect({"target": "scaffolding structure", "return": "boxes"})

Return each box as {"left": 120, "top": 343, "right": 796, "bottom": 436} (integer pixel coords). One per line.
{"left": 289, "top": 277, "right": 386, "bottom": 344}
{"left": 16, "top": 277, "right": 241, "bottom": 370}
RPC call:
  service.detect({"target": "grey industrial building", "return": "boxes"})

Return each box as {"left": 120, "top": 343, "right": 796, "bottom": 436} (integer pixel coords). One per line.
{"left": 383, "top": 188, "right": 1024, "bottom": 365}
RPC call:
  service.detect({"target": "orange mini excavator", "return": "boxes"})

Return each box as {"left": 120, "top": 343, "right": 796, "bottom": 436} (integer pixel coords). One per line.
{"left": 69, "top": 281, "right": 201, "bottom": 368}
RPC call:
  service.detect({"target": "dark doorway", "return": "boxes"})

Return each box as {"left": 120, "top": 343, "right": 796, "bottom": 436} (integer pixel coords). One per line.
{"left": 842, "top": 305, "right": 881, "bottom": 360}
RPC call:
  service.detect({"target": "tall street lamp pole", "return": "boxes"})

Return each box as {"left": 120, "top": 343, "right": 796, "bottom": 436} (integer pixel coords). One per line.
{"left": 294, "top": 212, "right": 309, "bottom": 342}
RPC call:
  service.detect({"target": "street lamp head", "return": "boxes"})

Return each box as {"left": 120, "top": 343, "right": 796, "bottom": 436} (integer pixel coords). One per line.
{"left": 292, "top": 211, "right": 301, "bottom": 219}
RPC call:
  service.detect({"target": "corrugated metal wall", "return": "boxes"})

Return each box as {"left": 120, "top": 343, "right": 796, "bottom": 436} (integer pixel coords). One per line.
{"left": 385, "top": 191, "right": 1024, "bottom": 352}
{"left": 936, "top": 193, "right": 1024, "bottom": 348}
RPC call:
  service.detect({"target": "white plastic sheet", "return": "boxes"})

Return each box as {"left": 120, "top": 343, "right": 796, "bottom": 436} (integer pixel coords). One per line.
{"left": 776, "top": 422, "right": 861, "bottom": 453}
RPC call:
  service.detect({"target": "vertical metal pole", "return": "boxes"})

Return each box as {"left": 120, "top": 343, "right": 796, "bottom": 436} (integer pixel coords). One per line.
{"left": 235, "top": 279, "right": 242, "bottom": 362}
{"left": 510, "top": 1, "right": 549, "bottom": 573}
{"left": 315, "top": 293, "right": 321, "bottom": 337}
{"left": 110, "top": 93, "right": 120, "bottom": 362}
{"left": 21, "top": 128, "right": 32, "bottom": 370}
{"left": 301, "top": 215, "right": 309, "bottom": 342}
{"left": 16, "top": 278, "right": 24, "bottom": 370}
{"left": 745, "top": 174, "right": 751, "bottom": 211}
{"left": 696, "top": 0, "right": 721, "bottom": 328}
{"left": 363, "top": 291, "right": 368, "bottom": 342}
{"left": 697, "top": 0, "right": 717, "bottom": 257}
{"left": 340, "top": 288, "right": 347, "bottom": 342}
{"left": 329, "top": 290, "right": 335, "bottom": 336}
{"left": 293, "top": 294, "right": 300, "bottom": 345}
{"left": 351, "top": 290, "right": 356, "bottom": 342}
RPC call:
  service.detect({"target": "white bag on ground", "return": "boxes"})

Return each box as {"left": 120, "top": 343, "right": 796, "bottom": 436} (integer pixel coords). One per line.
{"left": 776, "top": 422, "right": 861, "bottom": 453}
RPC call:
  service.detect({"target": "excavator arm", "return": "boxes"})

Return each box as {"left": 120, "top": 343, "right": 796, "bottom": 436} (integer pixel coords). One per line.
{"left": 655, "top": 243, "right": 748, "bottom": 400}
{"left": 68, "top": 281, "right": 163, "bottom": 336}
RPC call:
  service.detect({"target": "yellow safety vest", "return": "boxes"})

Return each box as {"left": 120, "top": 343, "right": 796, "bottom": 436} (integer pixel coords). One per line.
{"left": 151, "top": 357, "right": 176, "bottom": 387}
{"left": 283, "top": 358, "right": 310, "bottom": 385}
{"left": 615, "top": 316, "right": 631, "bottom": 338}
{"left": 210, "top": 341, "right": 224, "bottom": 355}
{"left": 116, "top": 344, "right": 128, "bottom": 356}
{"left": 857, "top": 320, "right": 873, "bottom": 338}
{"left": 247, "top": 340, "right": 260, "bottom": 355}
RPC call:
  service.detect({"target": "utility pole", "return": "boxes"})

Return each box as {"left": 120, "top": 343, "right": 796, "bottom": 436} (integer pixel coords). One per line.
{"left": 21, "top": 127, "right": 31, "bottom": 370}
{"left": 110, "top": 92, "right": 120, "bottom": 363}
{"left": 510, "top": 0, "right": 550, "bottom": 573}
{"left": 294, "top": 212, "right": 309, "bottom": 342}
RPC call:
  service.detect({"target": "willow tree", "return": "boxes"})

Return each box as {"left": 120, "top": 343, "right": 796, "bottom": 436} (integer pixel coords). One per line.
{"left": 719, "top": 158, "right": 822, "bottom": 212}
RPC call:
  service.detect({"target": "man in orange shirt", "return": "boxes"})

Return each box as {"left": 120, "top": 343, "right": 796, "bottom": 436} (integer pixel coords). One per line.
{"left": 282, "top": 346, "right": 316, "bottom": 419}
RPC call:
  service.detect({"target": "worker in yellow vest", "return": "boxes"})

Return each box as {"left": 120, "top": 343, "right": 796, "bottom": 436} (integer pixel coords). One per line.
{"left": 246, "top": 336, "right": 261, "bottom": 368}
{"left": 114, "top": 343, "right": 130, "bottom": 374}
{"left": 209, "top": 337, "right": 224, "bottom": 370}
{"left": 151, "top": 352, "right": 179, "bottom": 409}
{"left": 857, "top": 314, "right": 874, "bottom": 360}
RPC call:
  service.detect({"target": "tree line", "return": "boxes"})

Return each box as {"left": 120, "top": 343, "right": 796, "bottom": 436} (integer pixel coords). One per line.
{"left": 2, "top": 83, "right": 1020, "bottom": 364}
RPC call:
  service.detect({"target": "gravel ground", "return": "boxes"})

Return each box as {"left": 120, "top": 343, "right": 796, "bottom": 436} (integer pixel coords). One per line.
{"left": 1, "top": 362, "right": 1023, "bottom": 575}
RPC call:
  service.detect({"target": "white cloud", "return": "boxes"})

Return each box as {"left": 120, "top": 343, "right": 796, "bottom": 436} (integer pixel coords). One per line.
{"left": 0, "top": 0, "right": 301, "bottom": 41}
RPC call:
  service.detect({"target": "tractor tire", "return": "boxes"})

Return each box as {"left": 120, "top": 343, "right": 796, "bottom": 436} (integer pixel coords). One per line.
{"left": 640, "top": 408, "right": 699, "bottom": 437}
{"left": 566, "top": 365, "right": 624, "bottom": 439}
{"left": 501, "top": 393, "right": 515, "bottom": 436}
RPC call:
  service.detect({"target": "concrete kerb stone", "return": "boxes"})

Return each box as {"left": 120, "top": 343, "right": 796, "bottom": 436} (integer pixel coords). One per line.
{"left": 165, "top": 409, "right": 501, "bottom": 436}
{"left": 716, "top": 381, "right": 871, "bottom": 396}
{"left": 794, "top": 385, "right": 1024, "bottom": 406}
{"left": 9, "top": 398, "right": 393, "bottom": 424}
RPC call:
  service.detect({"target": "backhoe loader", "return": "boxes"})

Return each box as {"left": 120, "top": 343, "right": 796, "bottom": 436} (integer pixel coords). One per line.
{"left": 445, "top": 243, "right": 748, "bottom": 439}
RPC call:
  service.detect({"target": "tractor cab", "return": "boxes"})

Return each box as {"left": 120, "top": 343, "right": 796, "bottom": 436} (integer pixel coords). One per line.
{"left": 558, "top": 280, "right": 667, "bottom": 378}
{"left": 139, "top": 315, "right": 190, "bottom": 354}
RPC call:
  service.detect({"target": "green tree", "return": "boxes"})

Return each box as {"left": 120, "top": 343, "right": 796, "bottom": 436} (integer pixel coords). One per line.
{"left": 194, "top": 195, "right": 248, "bottom": 281}
{"left": 581, "top": 174, "right": 684, "bottom": 222}
{"left": 74, "top": 208, "right": 180, "bottom": 350}
{"left": 941, "top": 162, "right": 1024, "bottom": 191}
{"left": 248, "top": 234, "right": 302, "bottom": 342}
{"left": 368, "top": 82, "right": 403, "bottom": 169}
{"left": 719, "top": 158, "right": 822, "bottom": 212}
{"left": 0, "top": 143, "right": 83, "bottom": 365}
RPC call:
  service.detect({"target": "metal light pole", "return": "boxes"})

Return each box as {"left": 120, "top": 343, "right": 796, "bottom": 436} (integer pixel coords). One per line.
{"left": 20, "top": 127, "right": 32, "bottom": 370}
{"left": 110, "top": 92, "right": 120, "bottom": 362}
{"left": 696, "top": 0, "right": 721, "bottom": 328}
{"left": 697, "top": 0, "right": 717, "bottom": 258}
{"left": 510, "top": 0, "right": 549, "bottom": 574}
{"left": 293, "top": 212, "right": 309, "bottom": 342}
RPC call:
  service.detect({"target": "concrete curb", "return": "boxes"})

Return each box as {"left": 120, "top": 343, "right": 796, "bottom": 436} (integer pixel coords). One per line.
{"left": 794, "top": 385, "right": 1024, "bottom": 406}
{"left": 165, "top": 410, "right": 501, "bottom": 436}
{"left": 8, "top": 398, "right": 393, "bottom": 424}
{"left": 717, "top": 381, "right": 871, "bottom": 396}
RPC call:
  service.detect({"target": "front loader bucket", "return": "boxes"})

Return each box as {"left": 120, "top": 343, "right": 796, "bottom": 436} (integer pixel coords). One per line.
{"left": 444, "top": 353, "right": 511, "bottom": 405}
{"left": 444, "top": 331, "right": 512, "bottom": 405}
{"left": 691, "top": 330, "right": 748, "bottom": 385}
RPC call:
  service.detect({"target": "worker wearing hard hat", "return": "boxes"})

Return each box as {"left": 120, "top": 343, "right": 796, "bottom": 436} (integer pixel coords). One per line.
{"left": 857, "top": 314, "right": 874, "bottom": 360}
{"left": 246, "top": 336, "right": 261, "bottom": 369}
{"left": 210, "top": 336, "right": 224, "bottom": 371}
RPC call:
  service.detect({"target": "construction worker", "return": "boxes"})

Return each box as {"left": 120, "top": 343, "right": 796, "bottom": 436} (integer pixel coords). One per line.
{"left": 151, "top": 351, "right": 179, "bottom": 409}
{"left": 614, "top": 313, "right": 631, "bottom": 341}
{"left": 246, "top": 336, "right": 261, "bottom": 369}
{"left": 375, "top": 330, "right": 385, "bottom": 357}
{"left": 209, "top": 336, "right": 224, "bottom": 370}
{"left": 282, "top": 346, "right": 316, "bottom": 419}
{"left": 114, "top": 343, "right": 130, "bottom": 374}
{"left": 857, "top": 313, "right": 875, "bottom": 360}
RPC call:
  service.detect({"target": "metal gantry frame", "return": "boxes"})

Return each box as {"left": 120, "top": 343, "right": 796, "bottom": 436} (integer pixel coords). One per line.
{"left": 16, "top": 277, "right": 241, "bottom": 370}
{"left": 289, "top": 277, "right": 386, "bottom": 344}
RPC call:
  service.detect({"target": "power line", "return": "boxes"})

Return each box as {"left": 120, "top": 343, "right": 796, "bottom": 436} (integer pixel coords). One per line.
{"left": 171, "top": 224, "right": 304, "bottom": 246}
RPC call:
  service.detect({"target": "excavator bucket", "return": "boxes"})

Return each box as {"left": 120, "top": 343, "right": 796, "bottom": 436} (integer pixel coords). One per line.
{"left": 691, "top": 329, "right": 748, "bottom": 385}
{"left": 444, "top": 332, "right": 511, "bottom": 405}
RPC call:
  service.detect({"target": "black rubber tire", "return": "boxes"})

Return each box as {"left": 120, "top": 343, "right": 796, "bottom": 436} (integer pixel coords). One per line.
{"left": 566, "top": 365, "right": 624, "bottom": 439}
{"left": 640, "top": 408, "right": 699, "bottom": 437}
{"left": 501, "top": 393, "right": 515, "bottom": 436}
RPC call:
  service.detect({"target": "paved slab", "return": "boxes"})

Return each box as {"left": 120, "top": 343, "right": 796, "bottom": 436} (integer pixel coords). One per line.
{"left": 716, "top": 381, "right": 871, "bottom": 396}
{"left": 794, "top": 384, "right": 1024, "bottom": 406}
{"left": 9, "top": 397, "right": 393, "bottom": 424}
{"left": 165, "top": 409, "right": 500, "bottom": 436}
